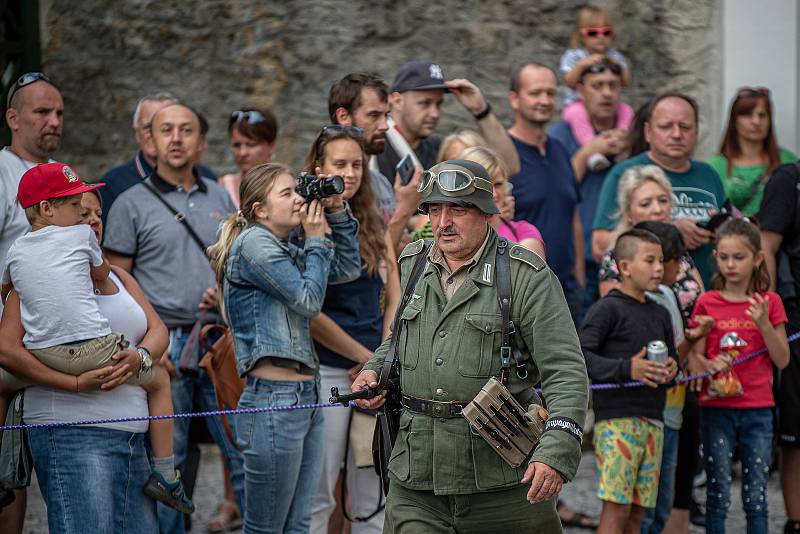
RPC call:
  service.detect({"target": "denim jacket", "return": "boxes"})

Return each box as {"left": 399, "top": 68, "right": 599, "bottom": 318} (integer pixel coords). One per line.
{"left": 224, "top": 206, "right": 360, "bottom": 376}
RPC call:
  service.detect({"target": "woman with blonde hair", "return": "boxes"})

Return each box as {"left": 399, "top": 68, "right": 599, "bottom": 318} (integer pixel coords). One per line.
{"left": 207, "top": 161, "right": 360, "bottom": 533}
{"left": 597, "top": 165, "right": 702, "bottom": 316}
{"left": 437, "top": 129, "right": 487, "bottom": 163}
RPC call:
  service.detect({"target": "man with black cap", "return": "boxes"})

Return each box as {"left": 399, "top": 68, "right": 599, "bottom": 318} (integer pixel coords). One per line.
{"left": 351, "top": 160, "right": 588, "bottom": 533}
{"left": 376, "top": 60, "right": 520, "bottom": 183}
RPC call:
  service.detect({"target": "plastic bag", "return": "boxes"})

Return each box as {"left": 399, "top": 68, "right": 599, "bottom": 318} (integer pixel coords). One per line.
{"left": 701, "top": 332, "right": 746, "bottom": 401}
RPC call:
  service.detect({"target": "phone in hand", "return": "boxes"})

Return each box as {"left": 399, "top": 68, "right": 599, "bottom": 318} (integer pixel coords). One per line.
{"left": 395, "top": 154, "right": 416, "bottom": 186}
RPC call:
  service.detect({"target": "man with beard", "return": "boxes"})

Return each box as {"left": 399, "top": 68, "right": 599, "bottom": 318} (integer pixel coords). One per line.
{"left": 549, "top": 59, "right": 629, "bottom": 310}
{"left": 103, "top": 104, "right": 243, "bottom": 534}
{"left": 376, "top": 60, "right": 520, "bottom": 191}
{"left": 328, "top": 72, "right": 422, "bottom": 250}
{"left": 0, "top": 73, "right": 62, "bottom": 297}
{"left": 507, "top": 63, "right": 585, "bottom": 326}
{"left": 592, "top": 93, "right": 726, "bottom": 286}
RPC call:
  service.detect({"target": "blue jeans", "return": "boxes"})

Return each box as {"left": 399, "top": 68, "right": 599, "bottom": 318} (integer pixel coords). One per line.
{"left": 29, "top": 426, "right": 157, "bottom": 534}
{"left": 234, "top": 375, "right": 325, "bottom": 534}
{"left": 158, "top": 327, "right": 246, "bottom": 534}
{"left": 701, "top": 407, "right": 773, "bottom": 534}
{"left": 641, "top": 426, "right": 679, "bottom": 534}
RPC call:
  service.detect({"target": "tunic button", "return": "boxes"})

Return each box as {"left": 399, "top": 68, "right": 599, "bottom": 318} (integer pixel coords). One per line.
{"left": 435, "top": 388, "right": 444, "bottom": 396}
{"left": 435, "top": 358, "right": 444, "bottom": 366}
{"left": 447, "top": 278, "right": 454, "bottom": 284}
{"left": 438, "top": 330, "right": 447, "bottom": 338}
{"left": 433, "top": 406, "right": 442, "bottom": 415}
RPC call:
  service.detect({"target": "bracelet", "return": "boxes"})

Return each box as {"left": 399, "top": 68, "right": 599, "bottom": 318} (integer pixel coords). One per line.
{"left": 473, "top": 101, "right": 492, "bottom": 120}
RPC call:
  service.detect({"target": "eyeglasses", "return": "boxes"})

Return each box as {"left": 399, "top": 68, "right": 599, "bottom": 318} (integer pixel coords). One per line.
{"left": 736, "top": 87, "right": 770, "bottom": 98}
{"left": 418, "top": 167, "right": 493, "bottom": 196}
{"left": 321, "top": 124, "right": 364, "bottom": 137}
{"left": 580, "top": 26, "right": 614, "bottom": 38}
{"left": 6, "top": 72, "right": 52, "bottom": 107}
{"left": 583, "top": 62, "right": 623, "bottom": 77}
{"left": 229, "top": 110, "right": 266, "bottom": 125}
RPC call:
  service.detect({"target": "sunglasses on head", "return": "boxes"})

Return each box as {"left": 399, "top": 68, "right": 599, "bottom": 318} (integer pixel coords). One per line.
{"left": 736, "top": 87, "right": 770, "bottom": 98}
{"left": 6, "top": 72, "right": 52, "bottom": 107}
{"left": 229, "top": 110, "right": 266, "bottom": 125}
{"left": 584, "top": 62, "right": 622, "bottom": 76}
{"left": 321, "top": 124, "right": 364, "bottom": 137}
{"left": 580, "top": 26, "right": 614, "bottom": 38}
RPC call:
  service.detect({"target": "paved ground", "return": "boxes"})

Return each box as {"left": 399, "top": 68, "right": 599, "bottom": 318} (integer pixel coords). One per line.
{"left": 23, "top": 446, "right": 788, "bottom": 533}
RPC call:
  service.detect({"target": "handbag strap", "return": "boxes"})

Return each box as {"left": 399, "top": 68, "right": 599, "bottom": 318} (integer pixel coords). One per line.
{"left": 377, "top": 241, "right": 433, "bottom": 390}
{"left": 141, "top": 179, "right": 208, "bottom": 255}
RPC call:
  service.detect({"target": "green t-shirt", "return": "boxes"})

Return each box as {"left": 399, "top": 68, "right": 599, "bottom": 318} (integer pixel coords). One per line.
{"left": 707, "top": 148, "right": 797, "bottom": 216}
{"left": 593, "top": 152, "right": 727, "bottom": 286}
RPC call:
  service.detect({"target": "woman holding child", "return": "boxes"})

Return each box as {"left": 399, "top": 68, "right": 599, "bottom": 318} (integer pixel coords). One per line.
{"left": 0, "top": 185, "right": 173, "bottom": 533}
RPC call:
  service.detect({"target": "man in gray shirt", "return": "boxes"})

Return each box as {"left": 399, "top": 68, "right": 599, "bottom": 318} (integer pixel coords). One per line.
{"left": 104, "top": 103, "right": 242, "bottom": 534}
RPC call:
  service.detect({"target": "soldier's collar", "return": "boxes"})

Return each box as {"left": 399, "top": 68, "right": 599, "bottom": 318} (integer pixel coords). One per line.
{"left": 427, "top": 226, "right": 494, "bottom": 284}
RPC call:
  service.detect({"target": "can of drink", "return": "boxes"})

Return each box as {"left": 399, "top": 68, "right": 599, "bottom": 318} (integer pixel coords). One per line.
{"left": 647, "top": 340, "right": 668, "bottom": 363}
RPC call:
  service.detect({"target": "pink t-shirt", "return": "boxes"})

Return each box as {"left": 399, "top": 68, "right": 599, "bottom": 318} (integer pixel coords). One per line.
{"left": 692, "top": 290, "right": 787, "bottom": 409}
{"left": 498, "top": 219, "right": 544, "bottom": 247}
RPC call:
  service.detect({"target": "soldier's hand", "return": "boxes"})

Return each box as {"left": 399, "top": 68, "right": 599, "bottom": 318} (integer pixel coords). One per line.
{"left": 351, "top": 370, "right": 386, "bottom": 409}
{"left": 522, "top": 462, "right": 563, "bottom": 503}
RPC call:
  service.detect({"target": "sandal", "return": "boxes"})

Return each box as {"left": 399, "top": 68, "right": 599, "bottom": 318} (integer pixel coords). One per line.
{"left": 558, "top": 501, "right": 599, "bottom": 530}
{"left": 207, "top": 499, "right": 242, "bottom": 533}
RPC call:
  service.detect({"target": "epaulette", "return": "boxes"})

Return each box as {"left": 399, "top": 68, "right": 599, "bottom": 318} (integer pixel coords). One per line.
{"left": 509, "top": 244, "right": 545, "bottom": 271}
{"left": 398, "top": 239, "right": 427, "bottom": 262}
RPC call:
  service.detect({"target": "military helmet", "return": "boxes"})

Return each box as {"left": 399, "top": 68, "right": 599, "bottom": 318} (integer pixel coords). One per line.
{"left": 418, "top": 159, "right": 499, "bottom": 215}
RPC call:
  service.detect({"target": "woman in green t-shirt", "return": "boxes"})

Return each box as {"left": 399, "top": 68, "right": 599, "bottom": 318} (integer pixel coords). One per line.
{"left": 708, "top": 87, "right": 797, "bottom": 216}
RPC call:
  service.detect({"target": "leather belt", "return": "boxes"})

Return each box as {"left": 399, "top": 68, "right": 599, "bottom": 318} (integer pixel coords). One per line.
{"left": 401, "top": 393, "right": 469, "bottom": 418}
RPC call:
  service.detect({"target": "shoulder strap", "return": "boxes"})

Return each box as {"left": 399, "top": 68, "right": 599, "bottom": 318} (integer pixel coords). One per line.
{"left": 141, "top": 180, "right": 208, "bottom": 255}
{"left": 377, "top": 240, "right": 433, "bottom": 389}
{"left": 495, "top": 238, "right": 519, "bottom": 384}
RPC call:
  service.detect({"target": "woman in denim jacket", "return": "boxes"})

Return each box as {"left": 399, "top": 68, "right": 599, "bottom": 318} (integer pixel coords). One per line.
{"left": 208, "top": 161, "right": 360, "bottom": 534}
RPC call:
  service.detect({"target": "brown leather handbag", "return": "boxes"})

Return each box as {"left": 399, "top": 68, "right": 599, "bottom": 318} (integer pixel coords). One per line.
{"left": 198, "top": 324, "right": 245, "bottom": 447}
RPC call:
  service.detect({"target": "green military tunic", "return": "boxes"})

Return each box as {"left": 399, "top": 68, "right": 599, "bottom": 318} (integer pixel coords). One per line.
{"left": 364, "top": 230, "right": 589, "bottom": 498}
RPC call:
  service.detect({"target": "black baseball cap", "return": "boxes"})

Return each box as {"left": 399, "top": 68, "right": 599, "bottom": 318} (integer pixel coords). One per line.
{"left": 391, "top": 60, "right": 450, "bottom": 93}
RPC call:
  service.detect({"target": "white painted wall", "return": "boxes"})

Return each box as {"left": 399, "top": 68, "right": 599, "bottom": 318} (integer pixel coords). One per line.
{"left": 720, "top": 0, "right": 799, "bottom": 155}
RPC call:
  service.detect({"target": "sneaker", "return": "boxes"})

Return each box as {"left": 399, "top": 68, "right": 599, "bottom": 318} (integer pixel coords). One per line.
{"left": 587, "top": 152, "right": 611, "bottom": 172}
{"left": 143, "top": 470, "right": 195, "bottom": 515}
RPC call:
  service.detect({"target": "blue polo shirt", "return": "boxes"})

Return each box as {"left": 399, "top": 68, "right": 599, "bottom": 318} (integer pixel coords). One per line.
{"left": 99, "top": 150, "right": 218, "bottom": 224}
{"left": 548, "top": 121, "right": 616, "bottom": 264}
{"left": 509, "top": 134, "right": 580, "bottom": 290}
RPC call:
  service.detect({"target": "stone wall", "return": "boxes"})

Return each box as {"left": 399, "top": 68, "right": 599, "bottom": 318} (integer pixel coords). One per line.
{"left": 39, "top": 0, "right": 720, "bottom": 180}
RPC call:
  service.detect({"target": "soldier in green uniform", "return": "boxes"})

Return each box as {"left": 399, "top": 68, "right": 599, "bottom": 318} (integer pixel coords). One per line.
{"left": 352, "top": 160, "right": 590, "bottom": 533}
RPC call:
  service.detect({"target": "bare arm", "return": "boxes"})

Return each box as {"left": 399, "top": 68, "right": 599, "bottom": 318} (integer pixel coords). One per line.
{"left": 106, "top": 251, "right": 134, "bottom": 273}
{"left": 90, "top": 256, "right": 111, "bottom": 282}
{"left": 520, "top": 237, "right": 546, "bottom": 260}
{"left": 310, "top": 312, "right": 373, "bottom": 365}
{"left": 381, "top": 233, "right": 402, "bottom": 339}
{"left": 387, "top": 168, "right": 422, "bottom": 254}
{"left": 0, "top": 291, "right": 131, "bottom": 391}
{"left": 572, "top": 211, "right": 585, "bottom": 287}
{"left": 591, "top": 228, "right": 613, "bottom": 263}
{"left": 761, "top": 230, "right": 783, "bottom": 291}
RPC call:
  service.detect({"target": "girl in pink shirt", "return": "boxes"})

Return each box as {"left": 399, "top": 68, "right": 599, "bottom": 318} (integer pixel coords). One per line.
{"left": 689, "top": 219, "right": 789, "bottom": 534}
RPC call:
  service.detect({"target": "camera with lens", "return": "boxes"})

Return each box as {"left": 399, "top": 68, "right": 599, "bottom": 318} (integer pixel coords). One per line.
{"left": 295, "top": 173, "right": 345, "bottom": 201}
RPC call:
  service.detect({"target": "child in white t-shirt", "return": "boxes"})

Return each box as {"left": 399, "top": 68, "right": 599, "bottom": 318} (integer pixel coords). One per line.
{"left": 0, "top": 163, "right": 194, "bottom": 514}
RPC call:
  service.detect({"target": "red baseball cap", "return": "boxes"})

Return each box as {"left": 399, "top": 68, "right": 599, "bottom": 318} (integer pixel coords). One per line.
{"left": 17, "top": 163, "right": 105, "bottom": 209}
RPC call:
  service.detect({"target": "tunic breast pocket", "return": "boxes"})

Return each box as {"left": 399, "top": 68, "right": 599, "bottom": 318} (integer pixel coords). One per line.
{"left": 399, "top": 304, "right": 423, "bottom": 371}
{"left": 458, "top": 313, "right": 503, "bottom": 377}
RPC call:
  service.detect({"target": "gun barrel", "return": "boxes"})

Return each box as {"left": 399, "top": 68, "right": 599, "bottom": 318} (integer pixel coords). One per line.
{"left": 329, "top": 385, "right": 378, "bottom": 406}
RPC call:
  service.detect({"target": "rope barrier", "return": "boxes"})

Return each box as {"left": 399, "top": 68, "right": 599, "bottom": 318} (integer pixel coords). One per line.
{"left": 2, "top": 331, "right": 798, "bottom": 432}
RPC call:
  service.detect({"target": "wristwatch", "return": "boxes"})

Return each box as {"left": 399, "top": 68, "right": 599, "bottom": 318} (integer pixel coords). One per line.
{"left": 137, "top": 346, "right": 153, "bottom": 375}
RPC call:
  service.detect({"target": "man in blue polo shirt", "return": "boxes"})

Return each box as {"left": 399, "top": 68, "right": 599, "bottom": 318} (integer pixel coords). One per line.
{"left": 507, "top": 62, "right": 585, "bottom": 325}
{"left": 99, "top": 92, "right": 217, "bottom": 223}
{"left": 549, "top": 59, "right": 629, "bottom": 309}
{"left": 592, "top": 93, "right": 726, "bottom": 286}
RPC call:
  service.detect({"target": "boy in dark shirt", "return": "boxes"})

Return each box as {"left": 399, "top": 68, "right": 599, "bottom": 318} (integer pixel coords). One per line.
{"left": 580, "top": 228, "right": 678, "bottom": 534}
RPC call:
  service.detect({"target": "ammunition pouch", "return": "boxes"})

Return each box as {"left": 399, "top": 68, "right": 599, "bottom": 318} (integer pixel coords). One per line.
{"left": 462, "top": 377, "right": 549, "bottom": 468}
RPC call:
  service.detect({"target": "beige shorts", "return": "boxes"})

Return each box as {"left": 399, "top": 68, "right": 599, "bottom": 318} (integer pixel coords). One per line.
{"left": 0, "top": 332, "right": 154, "bottom": 392}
